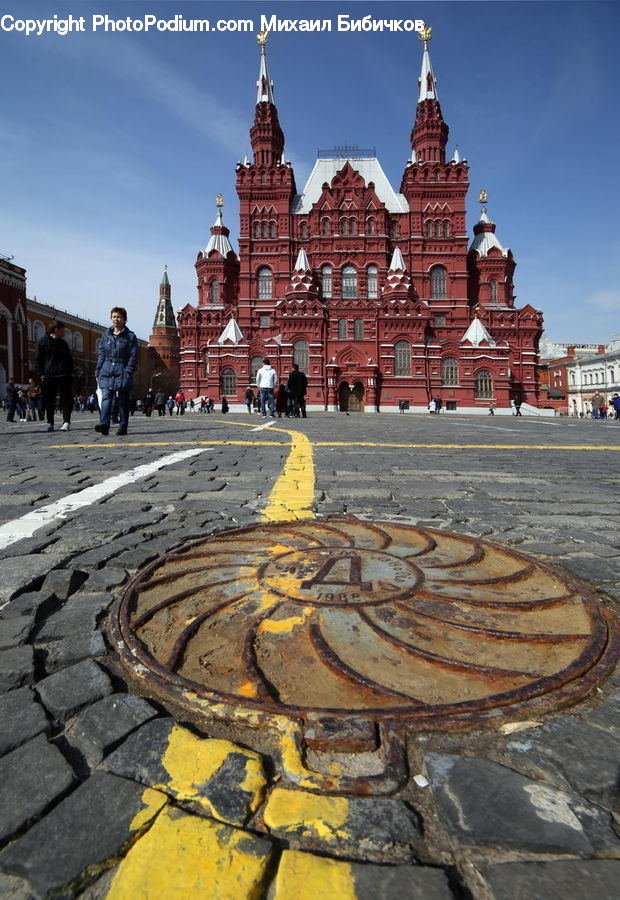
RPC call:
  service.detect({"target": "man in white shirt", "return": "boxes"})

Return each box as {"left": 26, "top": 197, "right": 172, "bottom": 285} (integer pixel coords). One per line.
{"left": 255, "top": 358, "right": 277, "bottom": 417}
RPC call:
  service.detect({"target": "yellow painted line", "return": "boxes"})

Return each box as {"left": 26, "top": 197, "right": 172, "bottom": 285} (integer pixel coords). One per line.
{"left": 262, "top": 430, "right": 316, "bottom": 522}
{"left": 273, "top": 850, "right": 356, "bottom": 900}
{"left": 312, "top": 442, "right": 620, "bottom": 451}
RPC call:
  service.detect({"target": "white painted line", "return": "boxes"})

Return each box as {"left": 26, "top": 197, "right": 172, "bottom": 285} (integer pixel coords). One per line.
{"left": 251, "top": 420, "right": 276, "bottom": 431}
{"left": 441, "top": 421, "right": 520, "bottom": 433}
{"left": 0, "top": 447, "right": 208, "bottom": 553}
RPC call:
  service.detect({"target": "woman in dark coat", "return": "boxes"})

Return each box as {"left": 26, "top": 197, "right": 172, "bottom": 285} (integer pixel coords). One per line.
{"left": 94, "top": 307, "right": 138, "bottom": 436}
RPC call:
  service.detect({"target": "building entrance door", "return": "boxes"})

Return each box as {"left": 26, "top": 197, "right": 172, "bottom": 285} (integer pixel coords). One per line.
{"left": 339, "top": 380, "right": 365, "bottom": 412}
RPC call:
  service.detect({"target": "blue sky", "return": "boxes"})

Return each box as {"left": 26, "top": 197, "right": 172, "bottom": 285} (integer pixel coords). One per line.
{"left": 1, "top": 0, "right": 618, "bottom": 343}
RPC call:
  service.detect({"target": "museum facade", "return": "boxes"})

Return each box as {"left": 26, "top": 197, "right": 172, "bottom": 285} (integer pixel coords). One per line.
{"left": 177, "top": 33, "right": 544, "bottom": 412}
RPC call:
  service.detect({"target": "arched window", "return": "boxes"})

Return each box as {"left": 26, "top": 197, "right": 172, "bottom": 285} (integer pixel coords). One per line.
{"left": 321, "top": 265, "right": 332, "bottom": 298}
{"left": 73, "top": 332, "right": 83, "bottom": 353}
{"left": 353, "top": 319, "right": 364, "bottom": 341}
{"left": 63, "top": 328, "right": 73, "bottom": 346}
{"left": 339, "top": 217, "right": 348, "bottom": 236}
{"left": 475, "top": 369, "right": 493, "bottom": 399}
{"left": 321, "top": 217, "right": 331, "bottom": 236}
{"left": 443, "top": 220, "right": 451, "bottom": 237}
{"left": 394, "top": 341, "right": 411, "bottom": 376}
{"left": 262, "top": 222, "right": 269, "bottom": 238}
{"left": 342, "top": 265, "right": 357, "bottom": 299}
{"left": 430, "top": 265, "right": 447, "bottom": 299}
{"left": 367, "top": 217, "right": 376, "bottom": 235}
{"left": 220, "top": 367, "right": 237, "bottom": 395}
{"left": 203, "top": 350, "right": 209, "bottom": 374}
{"left": 210, "top": 280, "right": 219, "bottom": 303}
{"left": 569, "top": 371, "right": 575, "bottom": 386}
{"left": 260, "top": 172, "right": 266, "bottom": 184}
{"left": 270, "top": 221, "right": 277, "bottom": 238}
{"left": 33, "top": 320, "right": 46, "bottom": 343}
{"left": 367, "top": 265, "right": 378, "bottom": 299}
{"left": 349, "top": 217, "right": 357, "bottom": 235}
{"left": 425, "top": 220, "right": 433, "bottom": 238}
{"left": 489, "top": 280, "right": 498, "bottom": 302}
{"left": 338, "top": 318, "right": 347, "bottom": 340}
{"left": 293, "top": 340, "right": 309, "bottom": 373}
{"left": 391, "top": 222, "right": 399, "bottom": 239}
{"left": 253, "top": 221, "right": 260, "bottom": 238}
{"left": 435, "top": 222, "right": 443, "bottom": 238}
{"left": 299, "top": 222, "right": 308, "bottom": 239}
{"left": 27, "top": 319, "right": 33, "bottom": 341}
{"left": 258, "top": 267, "right": 273, "bottom": 299}
{"left": 250, "top": 356, "right": 263, "bottom": 382}
{"left": 441, "top": 357, "right": 458, "bottom": 386}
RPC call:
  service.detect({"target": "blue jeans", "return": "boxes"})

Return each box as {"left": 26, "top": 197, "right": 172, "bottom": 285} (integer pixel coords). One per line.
{"left": 100, "top": 388, "right": 129, "bottom": 429}
{"left": 259, "top": 388, "right": 275, "bottom": 416}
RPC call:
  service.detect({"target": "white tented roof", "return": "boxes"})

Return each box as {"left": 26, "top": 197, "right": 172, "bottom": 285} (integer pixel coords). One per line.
{"left": 461, "top": 317, "right": 496, "bottom": 347}
{"left": 204, "top": 209, "right": 234, "bottom": 258}
{"left": 217, "top": 318, "right": 244, "bottom": 345}
{"left": 293, "top": 158, "right": 409, "bottom": 215}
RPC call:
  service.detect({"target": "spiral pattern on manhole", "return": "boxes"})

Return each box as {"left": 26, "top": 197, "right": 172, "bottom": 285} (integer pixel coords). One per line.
{"left": 112, "top": 519, "right": 617, "bottom": 730}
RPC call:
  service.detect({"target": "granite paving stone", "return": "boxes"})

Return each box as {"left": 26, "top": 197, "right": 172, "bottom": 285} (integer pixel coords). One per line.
{"left": 482, "top": 859, "right": 620, "bottom": 900}
{"left": 0, "top": 870, "right": 39, "bottom": 899}
{"left": 425, "top": 753, "right": 618, "bottom": 855}
{"left": 35, "top": 605, "right": 100, "bottom": 644}
{"left": 0, "top": 772, "right": 167, "bottom": 895}
{"left": 583, "top": 688, "right": 620, "bottom": 737}
{"left": 40, "top": 569, "right": 88, "bottom": 602}
{"left": 0, "top": 645, "right": 34, "bottom": 693}
{"left": 0, "top": 617, "right": 34, "bottom": 649}
{"left": 0, "top": 591, "right": 55, "bottom": 621}
{"left": 66, "top": 694, "right": 158, "bottom": 764}
{"left": 0, "top": 734, "right": 75, "bottom": 843}
{"left": 0, "top": 687, "right": 49, "bottom": 757}
{"left": 504, "top": 715, "right": 620, "bottom": 809}
{"left": 0, "top": 556, "right": 70, "bottom": 610}
{"left": 36, "top": 660, "right": 113, "bottom": 723}
{"left": 42, "top": 632, "right": 107, "bottom": 675}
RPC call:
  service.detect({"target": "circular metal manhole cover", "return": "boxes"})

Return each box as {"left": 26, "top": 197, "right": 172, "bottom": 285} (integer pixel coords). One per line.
{"left": 111, "top": 518, "right": 617, "bottom": 738}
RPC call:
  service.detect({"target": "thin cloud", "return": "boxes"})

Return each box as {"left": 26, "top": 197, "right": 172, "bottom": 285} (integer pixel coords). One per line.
{"left": 585, "top": 290, "right": 620, "bottom": 313}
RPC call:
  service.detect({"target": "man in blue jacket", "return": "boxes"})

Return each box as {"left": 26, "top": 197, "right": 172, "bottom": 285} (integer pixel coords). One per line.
{"left": 94, "top": 307, "right": 138, "bottom": 436}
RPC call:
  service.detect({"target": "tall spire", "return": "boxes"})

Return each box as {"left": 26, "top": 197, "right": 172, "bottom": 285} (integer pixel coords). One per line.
{"left": 203, "top": 195, "right": 234, "bottom": 258}
{"left": 153, "top": 266, "right": 176, "bottom": 329}
{"left": 250, "top": 31, "right": 285, "bottom": 167}
{"left": 256, "top": 30, "right": 275, "bottom": 103}
{"left": 411, "top": 26, "right": 449, "bottom": 164}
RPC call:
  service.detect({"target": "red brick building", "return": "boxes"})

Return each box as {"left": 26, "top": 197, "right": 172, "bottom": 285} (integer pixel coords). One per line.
{"left": 178, "top": 34, "right": 544, "bottom": 412}
{"left": 0, "top": 253, "right": 28, "bottom": 397}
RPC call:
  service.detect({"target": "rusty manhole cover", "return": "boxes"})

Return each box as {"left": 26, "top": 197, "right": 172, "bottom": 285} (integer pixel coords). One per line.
{"left": 111, "top": 518, "right": 617, "bottom": 747}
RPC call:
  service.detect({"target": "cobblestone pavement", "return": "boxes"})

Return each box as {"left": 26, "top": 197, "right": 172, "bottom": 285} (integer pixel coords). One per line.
{"left": 0, "top": 411, "right": 618, "bottom": 899}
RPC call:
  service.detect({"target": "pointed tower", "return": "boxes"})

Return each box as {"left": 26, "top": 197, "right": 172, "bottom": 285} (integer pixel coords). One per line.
{"left": 468, "top": 191, "right": 516, "bottom": 308}
{"left": 195, "top": 196, "right": 240, "bottom": 309}
{"left": 410, "top": 27, "right": 449, "bottom": 164}
{"left": 148, "top": 266, "right": 180, "bottom": 394}
{"left": 236, "top": 31, "right": 297, "bottom": 334}
{"left": 285, "top": 249, "right": 318, "bottom": 299}
{"left": 250, "top": 30, "right": 285, "bottom": 167}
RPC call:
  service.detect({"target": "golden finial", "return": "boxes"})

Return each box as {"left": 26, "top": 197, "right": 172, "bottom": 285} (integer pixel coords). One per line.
{"left": 478, "top": 189, "right": 488, "bottom": 205}
{"left": 216, "top": 194, "right": 224, "bottom": 208}
{"left": 418, "top": 25, "right": 432, "bottom": 46}
{"left": 257, "top": 30, "right": 268, "bottom": 48}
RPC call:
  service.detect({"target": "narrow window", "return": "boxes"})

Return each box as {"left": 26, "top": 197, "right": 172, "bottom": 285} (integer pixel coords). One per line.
{"left": 210, "top": 280, "right": 219, "bottom": 303}
{"left": 430, "top": 265, "right": 447, "bottom": 299}
{"left": 342, "top": 265, "right": 357, "bottom": 299}
{"left": 258, "top": 267, "right": 273, "bottom": 299}
{"left": 441, "top": 357, "right": 458, "bottom": 386}
{"left": 394, "top": 341, "right": 411, "bottom": 376}
{"left": 354, "top": 319, "right": 364, "bottom": 341}
{"left": 367, "top": 265, "right": 378, "bottom": 299}
{"left": 220, "top": 367, "right": 237, "bottom": 395}
{"left": 338, "top": 318, "right": 347, "bottom": 340}
{"left": 489, "top": 280, "right": 498, "bottom": 301}
{"left": 321, "top": 265, "right": 332, "bottom": 298}
{"left": 321, "top": 217, "right": 331, "bottom": 236}
{"left": 293, "top": 340, "right": 309, "bottom": 373}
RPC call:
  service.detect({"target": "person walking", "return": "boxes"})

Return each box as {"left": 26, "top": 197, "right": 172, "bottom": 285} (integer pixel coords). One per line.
{"left": 255, "top": 358, "right": 277, "bottom": 417}
{"left": 155, "top": 389, "right": 166, "bottom": 416}
{"left": 611, "top": 394, "right": 620, "bottom": 420}
{"left": 143, "top": 389, "right": 154, "bottom": 417}
{"left": 166, "top": 396, "right": 175, "bottom": 416}
{"left": 94, "top": 307, "right": 138, "bottom": 436}
{"left": 175, "top": 390, "right": 186, "bottom": 415}
{"left": 434, "top": 397, "right": 443, "bottom": 415}
{"left": 34, "top": 320, "right": 75, "bottom": 432}
{"left": 513, "top": 398, "right": 523, "bottom": 416}
{"left": 221, "top": 397, "right": 229, "bottom": 414}
{"left": 287, "top": 364, "right": 308, "bottom": 418}
{"left": 245, "top": 387, "right": 255, "bottom": 414}
{"left": 5, "top": 378, "right": 18, "bottom": 422}
{"left": 488, "top": 401, "right": 496, "bottom": 416}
